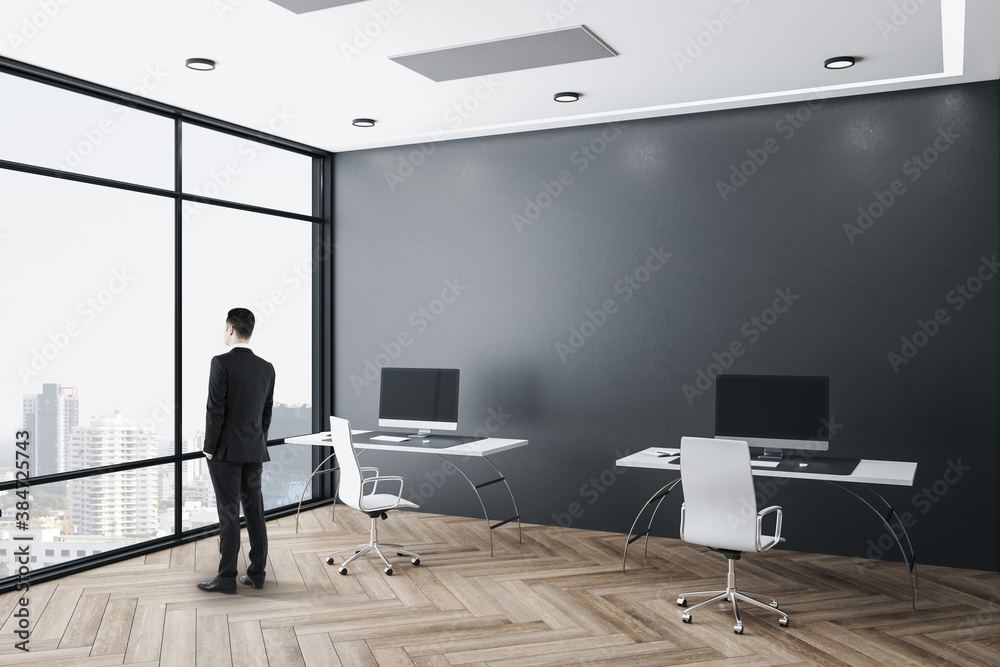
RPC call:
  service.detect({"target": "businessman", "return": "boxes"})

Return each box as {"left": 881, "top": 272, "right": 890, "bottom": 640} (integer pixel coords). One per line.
{"left": 197, "top": 307, "right": 275, "bottom": 594}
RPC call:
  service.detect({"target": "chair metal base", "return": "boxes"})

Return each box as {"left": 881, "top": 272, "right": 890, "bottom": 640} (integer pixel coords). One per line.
{"left": 325, "top": 514, "right": 420, "bottom": 576}
{"left": 677, "top": 557, "right": 789, "bottom": 634}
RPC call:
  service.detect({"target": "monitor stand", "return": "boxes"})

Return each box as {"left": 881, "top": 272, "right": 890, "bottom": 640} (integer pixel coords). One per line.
{"left": 408, "top": 429, "right": 432, "bottom": 439}
{"left": 757, "top": 448, "right": 784, "bottom": 461}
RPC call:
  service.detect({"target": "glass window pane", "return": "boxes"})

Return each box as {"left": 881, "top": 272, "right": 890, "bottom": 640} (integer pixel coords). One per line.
{"left": 0, "top": 171, "right": 174, "bottom": 473}
{"left": 182, "top": 443, "right": 316, "bottom": 528}
{"left": 0, "top": 71, "right": 174, "bottom": 189}
{"left": 0, "top": 464, "right": 175, "bottom": 578}
{"left": 181, "top": 205, "right": 314, "bottom": 509}
{"left": 182, "top": 123, "right": 312, "bottom": 215}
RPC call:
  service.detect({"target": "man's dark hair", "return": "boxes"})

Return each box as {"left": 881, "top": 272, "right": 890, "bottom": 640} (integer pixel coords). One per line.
{"left": 227, "top": 308, "right": 255, "bottom": 340}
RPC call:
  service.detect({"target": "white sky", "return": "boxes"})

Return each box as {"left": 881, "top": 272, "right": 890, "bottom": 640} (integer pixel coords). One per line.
{"left": 0, "top": 71, "right": 315, "bottom": 448}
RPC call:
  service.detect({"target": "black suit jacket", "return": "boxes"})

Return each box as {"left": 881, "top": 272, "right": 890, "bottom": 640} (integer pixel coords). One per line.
{"left": 204, "top": 347, "right": 275, "bottom": 462}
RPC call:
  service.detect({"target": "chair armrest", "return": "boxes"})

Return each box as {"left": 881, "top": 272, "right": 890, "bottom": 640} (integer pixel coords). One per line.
{"left": 360, "top": 467, "right": 379, "bottom": 492}
{"left": 362, "top": 475, "right": 405, "bottom": 506}
{"left": 756, "top": 505, "right": 783, "bottom": 552}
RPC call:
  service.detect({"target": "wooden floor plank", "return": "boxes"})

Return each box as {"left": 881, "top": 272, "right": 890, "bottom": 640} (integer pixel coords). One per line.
{"left": 261, "top": 626, "right": 306, "bottom": 667}
{"left": 195, "top": 612, "right": 232, "bottom": 667}
{"left": 369, "top": 646, "right": 417, "bottom": 666}
{"left": 58, "top": 592, "right": 110, "bottom": 649}
{"left": 333, "top": 638, "right": 378, "bottom": 666}
{"left": 295, "top": 632, "right": 342, "bottom": 667}
{"left": 1, "top": 507, "right": 999, "bottom": 666}
{"left": 124, "top": 603, "right": 166, "bottom": 664}
{"left": 91, "top": 596, "right": 138, "bottom": 656}
{"left": 158, "top": 608, "right": 196, "bottom": 667}
{"left": 29, "top": 586, "right": 83, "bottom": 643}
{"left": 228, "top": 620, "right": 268, "bottom": 667}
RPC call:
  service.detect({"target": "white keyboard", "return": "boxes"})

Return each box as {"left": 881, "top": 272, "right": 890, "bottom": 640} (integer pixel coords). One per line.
{"left": 750, "top": 460, "right": 780, "bottom": 468}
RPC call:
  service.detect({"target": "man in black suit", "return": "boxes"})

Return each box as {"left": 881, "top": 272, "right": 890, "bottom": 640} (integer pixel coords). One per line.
{"left": 197, "top": 307, "right": 275, "bottom": 594}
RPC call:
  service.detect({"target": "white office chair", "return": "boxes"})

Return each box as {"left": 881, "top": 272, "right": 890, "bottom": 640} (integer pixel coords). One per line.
{"left": 325, "top": 416, "right": 421, "bottom": 576}
{"left": 676, "top": 436, "right": 790, "bottom": 634}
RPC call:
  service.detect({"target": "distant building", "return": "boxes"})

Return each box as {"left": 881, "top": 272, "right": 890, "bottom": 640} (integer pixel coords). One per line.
{"left": 0, "top": 526, "right": 115, "bottom": 579}
{"left": 270, "top": 402, "right": 312, "bottom": 439}
{"left": 22, "top": 383, "right": 79, "bottom": 476}
{"left": 66, "top": 414, "right": 158, "bottom": 539}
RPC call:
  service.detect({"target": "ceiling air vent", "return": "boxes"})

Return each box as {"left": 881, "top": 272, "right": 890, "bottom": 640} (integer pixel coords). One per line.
{"left": 269, "top": 0, "right": 370, "bottom": 14}
{"left": 389, "top": 25, "right": 618, "bottom": 82}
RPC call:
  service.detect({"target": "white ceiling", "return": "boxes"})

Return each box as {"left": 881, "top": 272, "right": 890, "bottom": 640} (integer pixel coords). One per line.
{"left": 2, "top": 0, "right": 997, "bottom": 153}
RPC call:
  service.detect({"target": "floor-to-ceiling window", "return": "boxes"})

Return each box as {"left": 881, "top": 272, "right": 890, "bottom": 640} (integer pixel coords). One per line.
{"left": 0, "top": 62, "right": 327, "bottom": 587}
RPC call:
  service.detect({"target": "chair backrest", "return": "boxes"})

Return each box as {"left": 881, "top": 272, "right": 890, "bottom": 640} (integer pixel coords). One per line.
{"left": 680, "top": 436, "right": 759, "bottom": 553}
{"left": 330, "top": 416, "right": 364, "bottom": 512}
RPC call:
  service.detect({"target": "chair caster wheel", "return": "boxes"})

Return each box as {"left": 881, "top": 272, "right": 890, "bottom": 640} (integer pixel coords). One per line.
{"left": 385, "top": 567, "right": 393, "bottom": 576}
{"left": 779, "top": 617, "right": 789, "bottom": 627}
{"left": 734, "top": 624, "right": 743, "bottom": 635}
{"left": 770, "top": 600, "right": 779, "bottom": 609}
{"left": 338, "top": 567, "right": 347, "bottom": 575}
{"left": 411, "top": 557, "right": 420, "bottom": 566}
{"left": 676, "top": 596, "right": 687, "bottom": 607}
{"left": 326, "top": 557, "right": 334, "bottom": 565}
{"left": 681, "top": 612, "right": 692, "bottom": 624}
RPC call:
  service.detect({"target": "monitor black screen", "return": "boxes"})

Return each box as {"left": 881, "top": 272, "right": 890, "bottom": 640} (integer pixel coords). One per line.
{"left": 378, "top": 368, "right": 460, "bottom": 433}
{"left": 715, "top": 374, "right": 829, "bottom": 452}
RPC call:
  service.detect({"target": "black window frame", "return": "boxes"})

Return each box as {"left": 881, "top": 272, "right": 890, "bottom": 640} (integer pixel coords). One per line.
{"left": 0, "top": 55, "right": 334, "bottom": 594}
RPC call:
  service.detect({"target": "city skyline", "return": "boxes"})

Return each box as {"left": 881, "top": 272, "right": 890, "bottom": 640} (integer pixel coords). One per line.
{"left": 1, "top": 167, "right": 314, "bottom": 443}
{"left": 0, "top": 382, "right": 312, "bottom": 477}
{"left": 0, "top": 67, "right": 318, "bottom": 582}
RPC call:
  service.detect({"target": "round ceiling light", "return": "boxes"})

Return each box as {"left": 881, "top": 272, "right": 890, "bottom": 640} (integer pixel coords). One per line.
{"left": 824, "top": 56, "right": 856, "bottom": 70}
{"left": 554, "top": 92, "right": 581, "bottom": 103}
{"left": 352, "top": 118, "right": 376, "bottom": 128}
{"left": 185, "top": 58, "right": 216, "bottom": 71}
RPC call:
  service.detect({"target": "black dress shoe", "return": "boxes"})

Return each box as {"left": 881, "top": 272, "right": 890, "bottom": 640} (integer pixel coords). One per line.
{"left": 197, "top": 577, "right": 237, "bottom": 594}
{"left": 240, "top": 575, "right": 265, "bottom": 589}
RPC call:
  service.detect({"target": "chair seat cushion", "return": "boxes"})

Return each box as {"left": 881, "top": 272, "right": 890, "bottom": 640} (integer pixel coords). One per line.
{"left": 360, "top": 494, "right": 418, "bottom": 512}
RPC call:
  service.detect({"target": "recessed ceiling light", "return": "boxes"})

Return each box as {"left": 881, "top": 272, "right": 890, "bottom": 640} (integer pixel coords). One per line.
{"left": 554, "top": 92, "right": 581, "bottom": 103}
{"left": 185, "top": 58, "right": 216, "bottom": 71}
{"left": 352, "top": 118, "right": 376, "bottom": 128}
{"left": 824, "top": 56, "right": 856, "bottom": 70}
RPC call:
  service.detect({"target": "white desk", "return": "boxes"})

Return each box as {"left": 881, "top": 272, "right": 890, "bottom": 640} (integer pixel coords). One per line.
{"left": 617, "top": 447, "right": 919, "bottom": 607}
{"left": 617, "top": 448, "right": 916, "bottom": 485}
{"left": 285, "top": 431, "right": 529, "bottom": 556}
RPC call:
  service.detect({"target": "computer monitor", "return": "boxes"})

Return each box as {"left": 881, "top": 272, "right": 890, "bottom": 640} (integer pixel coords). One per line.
{"left": 378, "top": 367, "right": 460, "bottom": 437}
{"left": 715, "top": 374, "right": 830, "bottom": 460}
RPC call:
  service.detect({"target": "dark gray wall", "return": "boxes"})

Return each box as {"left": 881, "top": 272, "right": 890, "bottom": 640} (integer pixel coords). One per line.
{"left": 333, "top": 82, "right": 999, "bottom": 572}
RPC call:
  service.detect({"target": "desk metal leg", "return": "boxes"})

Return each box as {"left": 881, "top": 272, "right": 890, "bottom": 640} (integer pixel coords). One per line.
{"left": 825, "top": 481, "right": 918, "bottom": 609}
{"left": 294, "top": 448, "right": 521, "bottom": 558}
{"left": 294, "top": 453, "right": 337, "bottom": 534}
{"left": 429, "top": 454, "right": 522, "bottom": 557}
{"left": 622, "top": 477, "right": 682, "bottom": 573}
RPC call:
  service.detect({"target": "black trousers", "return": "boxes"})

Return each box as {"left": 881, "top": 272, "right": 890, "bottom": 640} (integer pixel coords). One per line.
{"left": 208, "top": 459, "right": 267, "bottom": 581}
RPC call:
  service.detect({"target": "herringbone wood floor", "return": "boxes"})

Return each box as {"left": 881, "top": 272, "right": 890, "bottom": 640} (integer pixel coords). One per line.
{"left": 2, "top": 505, "right": 999, "bottom": 666}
